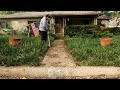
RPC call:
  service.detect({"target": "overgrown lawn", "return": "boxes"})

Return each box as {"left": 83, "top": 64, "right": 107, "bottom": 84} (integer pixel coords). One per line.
{"left": 65, "top": 35, "right": 120, "bottom": 66}
{"left": 0, "top": 35, "right": 54, "bottom": 66}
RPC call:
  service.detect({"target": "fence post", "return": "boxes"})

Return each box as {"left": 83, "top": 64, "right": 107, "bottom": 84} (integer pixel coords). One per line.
{"left": 28, "top": 24, "right": 30, "bottom": 38}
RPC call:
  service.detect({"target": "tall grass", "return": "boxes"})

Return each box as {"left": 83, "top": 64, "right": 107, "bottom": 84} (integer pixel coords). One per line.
{"left": 0, "top": 35, "right": 54, "bottom": 66}
{"left": 65, "top": 36, "right": 120, "bottom": 66}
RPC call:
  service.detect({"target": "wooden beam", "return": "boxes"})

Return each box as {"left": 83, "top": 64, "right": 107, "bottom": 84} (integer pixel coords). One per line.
{"left": 65, "top": 17, "right": 66, "bottom": 26}
{"left": 94, "top": 17, "right": 97, "bottom": 25}
{"left": 63, "top": 17, "right": 64, "bottom": 36}
{"left": 52, "top": 17, "right": 55, "bottom": 34}
{"left": 28, "top": 25, "right": 30, "bottom": 38}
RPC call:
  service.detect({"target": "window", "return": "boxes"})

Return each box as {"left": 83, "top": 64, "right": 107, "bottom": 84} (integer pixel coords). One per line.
{"left": 66, "top": 18, "right": 91, "bottom": 25}
{"left": 0, "top": 21, "right": 7, "bottom": 28}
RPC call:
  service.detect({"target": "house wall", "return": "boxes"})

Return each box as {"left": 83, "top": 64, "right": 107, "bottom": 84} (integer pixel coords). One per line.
{"left": 108, "top": 17, "right": 120, "bottom": 28}
{"left": 10, "top": 18, "right": 41, "bottom": 32}
{"left": 11, "top": 20, "right": 28, "bottom": 32}
{"left": 101, "top": 20, "right": 109, "bottom": 28}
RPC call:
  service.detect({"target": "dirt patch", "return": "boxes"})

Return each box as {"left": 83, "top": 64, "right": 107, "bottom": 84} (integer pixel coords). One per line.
{"left": 41, "top": 39, "right": 76, "bottom": 67}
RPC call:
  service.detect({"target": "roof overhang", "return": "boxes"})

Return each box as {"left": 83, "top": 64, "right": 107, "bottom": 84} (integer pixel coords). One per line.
{"left": 0, "top": 11, "right": 102, "bottom": 19}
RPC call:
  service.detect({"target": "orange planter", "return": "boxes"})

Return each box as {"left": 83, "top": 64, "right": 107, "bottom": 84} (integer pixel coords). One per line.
{"left": 9, "top": 38, "right": 21, "bottom": 47}
{"left": 100, "top": 38, "right": 112, "bottom": 46}
{"left": 99, "top": 26, "right": 105, "bottom": 30}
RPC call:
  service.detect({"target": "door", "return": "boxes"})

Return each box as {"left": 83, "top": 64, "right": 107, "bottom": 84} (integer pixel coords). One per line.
{"left": 55, "top": 17, "right": 63, "bottom": 34}
{"left": 55, "top": 17, "right": 63, "bottom": 38}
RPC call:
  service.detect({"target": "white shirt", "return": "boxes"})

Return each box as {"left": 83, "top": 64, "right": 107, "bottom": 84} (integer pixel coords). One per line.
{"left": 39, "top": 16, "right": 48, "bottom": 31}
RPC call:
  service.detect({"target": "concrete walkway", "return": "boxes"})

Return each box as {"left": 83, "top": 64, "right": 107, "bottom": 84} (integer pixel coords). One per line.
{"left": 41, "top": 39, "right": 76, "bottom": 67}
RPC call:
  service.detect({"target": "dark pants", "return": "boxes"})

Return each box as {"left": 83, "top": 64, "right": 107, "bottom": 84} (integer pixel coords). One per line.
{"left": 40, "top": 31, "right": 47, "bottom": 44}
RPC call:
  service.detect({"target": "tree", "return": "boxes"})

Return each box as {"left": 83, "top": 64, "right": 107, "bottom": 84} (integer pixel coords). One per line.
{"left": 102, "top": 11, "right": 112, "bottom": 16}
{"left": 0, "top": 11, "right": 28, "bottom": 15}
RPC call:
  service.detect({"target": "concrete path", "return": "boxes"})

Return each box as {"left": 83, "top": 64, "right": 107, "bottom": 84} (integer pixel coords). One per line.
{"left": 41, "top": 39, "right": 76, "bottom": 67}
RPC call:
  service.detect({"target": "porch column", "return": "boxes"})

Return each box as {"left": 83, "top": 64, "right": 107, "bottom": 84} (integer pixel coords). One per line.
{"left": 52, "top": 17, "right": 55, "bottom": 34}
{"left": 5, "top": 21, "right": 7, "bottom": 28}
{"left": 63, "top": 17, "right": 65, "bottom": 36}
{"left": 94, "top": 17, "right": 97, "bottom": 25}
{"left": 65, "top": 17, "right": 66, "bottom": 26}
{"left": 50, "top": 18, "right": 51, "bottom": 31}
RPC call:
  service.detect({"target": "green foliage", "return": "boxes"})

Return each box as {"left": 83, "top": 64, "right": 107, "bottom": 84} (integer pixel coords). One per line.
{"left": 98, "top": 30, "right": 113, "bottom": 38}
{"left": 109, "top": 27, "right": 120, "bottom": 35}
{"left": 0, "top": 32, "right": 56, "bottom": 66}
{"left": 64, "top": 25, "right": 100, "bottom": 37}
{"left": 102, "top": 11, "right": 120, "bottom": 17}
{"left": 6, "top": 21, "right": 13, "bottom": 29}
{"left": 65, "top": 25, "right": 120, "bottom": 38}
{"left": 0, "top": 35, "right": 55, "bottom": 66}
{"left": 102, "top": 11, "right": 112, "bottom": 16}
{"left": 49, "top": 31, "right": 57, "bottom": 39}
{"left": 0, "top": 11, "right": 17, "bottom": 14}
{"left": 0, "top": 11, "right": 27, "bottom": 15}
{"left": 97, "top": 20, "right": 105, "bottom": 26}
{"left": 65, "top": 36, "right": 120, "bottom": 66}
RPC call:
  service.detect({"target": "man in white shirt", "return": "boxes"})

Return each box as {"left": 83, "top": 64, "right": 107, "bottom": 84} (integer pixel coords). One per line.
{"left": 39, "top": 14, "right": 51, "bottom": 44}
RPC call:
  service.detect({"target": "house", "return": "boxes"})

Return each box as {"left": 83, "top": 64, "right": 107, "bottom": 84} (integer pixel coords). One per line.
{"left": 0, "top": 11, "right": 102, "bottom": 37}
{"left": 97, "top": 15, "right": 111, "bottom": 28}
{"left": 109, "top": 17, "right": 120, "bottom": 28}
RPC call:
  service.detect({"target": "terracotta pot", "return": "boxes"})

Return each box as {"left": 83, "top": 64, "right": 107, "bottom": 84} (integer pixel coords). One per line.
{"left": 99, "top": 26, "right": 105, "bottom": 30}
{"left": 9, "top": 38, "right": 21, "bottom": 47}
{"left": 100, "top": 38, "right": 112, "bottom": 46}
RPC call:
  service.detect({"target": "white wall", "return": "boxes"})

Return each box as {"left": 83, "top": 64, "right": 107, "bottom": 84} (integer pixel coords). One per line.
{"left": 109, "top": 17, "right": 120, "bottom": 27}
{"left": 11, "top": 19, "right": 28, "bottom": 32}
{"left": 101, "top": 20, "right": 109, "bottom": 28}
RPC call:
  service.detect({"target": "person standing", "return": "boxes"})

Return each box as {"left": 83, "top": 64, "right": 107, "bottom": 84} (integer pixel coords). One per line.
{"left": 39, "top": 14, "right": 51, "bottom": 44}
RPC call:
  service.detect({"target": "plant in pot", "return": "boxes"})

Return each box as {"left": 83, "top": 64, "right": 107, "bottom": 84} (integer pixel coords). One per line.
{"left": 99, "top": 30, "right": 113, "bottom": 46}
{"left": 9, "top": 29, "right": 21, "bottom": 47}
{"left": 98, "top": 20, "right": 106, "bottom": 30}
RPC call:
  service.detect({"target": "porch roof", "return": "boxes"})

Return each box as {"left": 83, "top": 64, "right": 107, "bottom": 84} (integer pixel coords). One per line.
{"left": 0, "top": 11, "right": 102, "bottom": 19}
{"left": 97, "top": 15, "right": 111, "bottom": 20}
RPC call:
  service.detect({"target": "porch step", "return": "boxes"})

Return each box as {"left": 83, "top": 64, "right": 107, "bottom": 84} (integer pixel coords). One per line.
{"left": 55, "top": 33, "right": 64, "bottom": 39}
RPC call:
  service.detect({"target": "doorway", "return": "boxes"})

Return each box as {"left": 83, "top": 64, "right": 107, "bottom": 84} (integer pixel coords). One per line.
{"left": 55, "top": 17, "right": 63, "bottom": 38}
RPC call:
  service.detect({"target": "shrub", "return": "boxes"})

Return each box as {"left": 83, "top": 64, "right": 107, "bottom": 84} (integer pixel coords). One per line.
{"left": 109, "top": 27, "right": 120, "bottom": 35}
{"left": 49, "top": 32, "right": 56, "bottom": 39}
{"left": 97, "top": 30, "right": 113, "bottom": 38}
{"left": 65, "top": 25, "right": 120, "bottom": 38}
{"left": 64, "top": 25, "right": 100, "bottom": 37}
{"left": 97, "top": 20, "right": 105, "bottom": 27}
